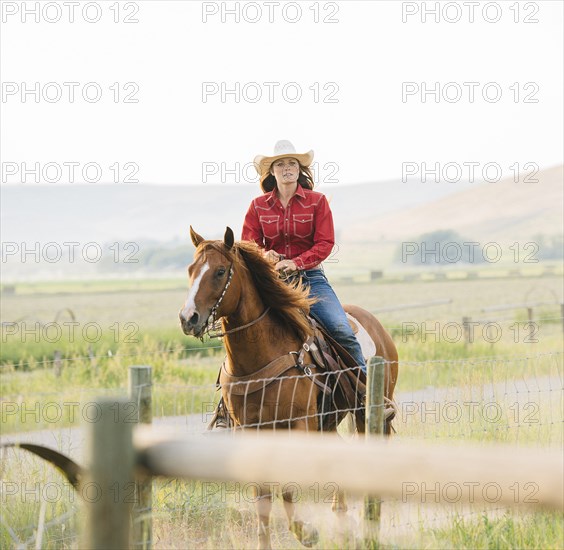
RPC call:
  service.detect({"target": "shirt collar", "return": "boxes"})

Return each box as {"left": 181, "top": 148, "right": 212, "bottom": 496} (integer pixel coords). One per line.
{"left": 295, "top": 185, "right": 307, "bottom": 199}
{"left": 265, "top": 184, "right": 307, "bottom": 204}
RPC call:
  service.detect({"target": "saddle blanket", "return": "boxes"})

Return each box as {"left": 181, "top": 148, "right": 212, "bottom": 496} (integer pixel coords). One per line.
{"left": 346, "top": 312, "right": 376, "bottom": 361}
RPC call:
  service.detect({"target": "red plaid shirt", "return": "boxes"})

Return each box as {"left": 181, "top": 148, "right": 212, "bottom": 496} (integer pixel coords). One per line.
{"left": 242, "top": 185, "right": 335, "bottom": 270}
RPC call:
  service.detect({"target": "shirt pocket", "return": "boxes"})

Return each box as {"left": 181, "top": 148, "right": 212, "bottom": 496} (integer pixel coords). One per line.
{"left": 293, "top": 214, "right": 314, "bottom": 238}
{"left": 259, "top": 215, "right": 280, "bottom": 239}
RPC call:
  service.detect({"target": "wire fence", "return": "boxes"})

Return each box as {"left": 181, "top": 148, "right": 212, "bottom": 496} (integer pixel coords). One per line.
{"left": 1, "top": 300, "right": 563, "bottom": 371}
{"left": 1, "top": 350, "right": 562, "bottom": 548}
{"left": 1, "top": 319, "right": 562, "bottom": 373}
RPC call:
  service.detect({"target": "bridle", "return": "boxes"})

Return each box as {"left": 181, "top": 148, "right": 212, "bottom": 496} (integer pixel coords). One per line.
{"left": 199, "top": 262, "right": 271, "bottom": 339}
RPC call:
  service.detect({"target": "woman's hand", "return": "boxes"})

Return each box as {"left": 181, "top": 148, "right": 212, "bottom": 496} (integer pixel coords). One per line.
{"left": 263, "top": 250, "right": 282, "bottom": 263}
{"left": 275, "top": 259, "right": 298, "bottom": 273}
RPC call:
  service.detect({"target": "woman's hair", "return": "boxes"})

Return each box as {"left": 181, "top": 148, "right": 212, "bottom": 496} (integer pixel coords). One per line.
{"left": 260, "top": 161, "right": 314, "bottom": 193}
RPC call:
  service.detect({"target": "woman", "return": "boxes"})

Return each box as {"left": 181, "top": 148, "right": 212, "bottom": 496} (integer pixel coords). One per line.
{"left": 242, "top": 140, "right": 366, "bottom": 374}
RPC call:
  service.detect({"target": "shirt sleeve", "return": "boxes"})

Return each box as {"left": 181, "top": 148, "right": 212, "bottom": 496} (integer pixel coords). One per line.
{"left": 292, "top": 195, "right": 335, "bottom": 270}
{"left": 241, "top": 200, "right": 264, "bottom": 247}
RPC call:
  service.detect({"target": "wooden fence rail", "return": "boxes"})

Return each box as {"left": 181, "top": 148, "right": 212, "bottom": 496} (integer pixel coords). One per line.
{"left": 88, "top": 417, "right": 563, "bottom": 547}
{"left": 132, "top": 430, "right": 563, "bottom": 510}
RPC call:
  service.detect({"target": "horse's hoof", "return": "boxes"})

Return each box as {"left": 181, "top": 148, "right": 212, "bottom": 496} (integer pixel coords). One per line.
{"left": 289, "top": 520, "right": 319, "bottom": 548}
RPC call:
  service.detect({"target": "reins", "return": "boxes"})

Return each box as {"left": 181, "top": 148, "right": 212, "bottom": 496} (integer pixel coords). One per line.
{"left": 208, "top": 306, "right": 271, "bottom": 339}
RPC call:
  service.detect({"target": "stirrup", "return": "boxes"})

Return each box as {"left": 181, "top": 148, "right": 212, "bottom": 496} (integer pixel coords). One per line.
{"left": 207, "top": 398, "right": 230, "bottom": 430}
{"left": 361, "top": 394, "right": 398, "bottom": 420}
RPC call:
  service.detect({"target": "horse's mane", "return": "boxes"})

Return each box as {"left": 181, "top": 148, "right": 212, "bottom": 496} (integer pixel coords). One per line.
{"left": 198, "top": 240, "right": 315, "bottom": 341}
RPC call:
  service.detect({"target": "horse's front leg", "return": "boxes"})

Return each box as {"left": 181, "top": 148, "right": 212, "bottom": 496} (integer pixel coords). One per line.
{"left": 332, "top": 487, "right": 347, "bottom": 515}
{"left": 332, "top": 488, "right": 360, "bottom": 547}
{"left": 253, "top": 483, "right": 274, "bottom": 550}
{"left": 282, "top": 485, "right": 319, "bottom": 548}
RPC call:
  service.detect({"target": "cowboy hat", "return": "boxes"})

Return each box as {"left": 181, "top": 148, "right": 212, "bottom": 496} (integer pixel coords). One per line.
{"left": 253, "top": 140, "right": 314, "bottom": 181}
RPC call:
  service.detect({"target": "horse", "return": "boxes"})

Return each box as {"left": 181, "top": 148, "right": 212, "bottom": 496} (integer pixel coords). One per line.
{"left": 179, "top": 227, "right": 399, "bottom": 549}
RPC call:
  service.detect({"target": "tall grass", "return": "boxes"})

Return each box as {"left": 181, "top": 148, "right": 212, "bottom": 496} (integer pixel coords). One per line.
{"left": 423, "top": 511, "right": 564, "bottom": 550}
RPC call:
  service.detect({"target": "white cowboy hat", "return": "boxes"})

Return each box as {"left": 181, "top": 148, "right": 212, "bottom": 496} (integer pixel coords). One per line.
{"left": 253, "top": 140, "right": 314, "bottom": 180}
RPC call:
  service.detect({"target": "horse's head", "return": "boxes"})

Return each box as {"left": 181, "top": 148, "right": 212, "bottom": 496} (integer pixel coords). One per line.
{"left": 179, "top": 226, "right": 241, "bottom": 337}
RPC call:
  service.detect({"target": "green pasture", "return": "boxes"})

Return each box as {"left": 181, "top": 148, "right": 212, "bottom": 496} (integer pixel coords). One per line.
{"left": 1, "top": 273, "right": 562, "bottom": 366}
{"left": 1, "top": 273, "right": 563, "bottom": 549}
{"left": 1, "top": 274, "right": 562, "bottom": 435}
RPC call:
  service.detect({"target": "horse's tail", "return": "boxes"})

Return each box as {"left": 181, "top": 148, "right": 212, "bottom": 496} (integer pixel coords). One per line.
{"left": 384, "top": 396, "right": 398, "bottom": 436}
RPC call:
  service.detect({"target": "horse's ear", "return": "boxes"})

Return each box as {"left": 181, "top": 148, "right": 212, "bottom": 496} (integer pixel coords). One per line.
{"left": 190, "top": 226, "right": 204, "bottom": 247}
{"left": 224, "top": 227, "right": 234, "bottom": 250}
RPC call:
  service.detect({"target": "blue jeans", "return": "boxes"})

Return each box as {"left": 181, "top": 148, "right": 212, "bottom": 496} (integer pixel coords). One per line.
{"left": 298, "top": 268, "right": 366, "bottom": 374}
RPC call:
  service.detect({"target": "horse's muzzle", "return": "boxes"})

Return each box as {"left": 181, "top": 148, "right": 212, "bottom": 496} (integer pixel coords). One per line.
{"left": 179, "top": 309, "right": 203, "bottom": 336}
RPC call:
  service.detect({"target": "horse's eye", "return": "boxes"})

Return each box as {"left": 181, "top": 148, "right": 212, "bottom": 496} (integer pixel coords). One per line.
{"left": 217, "top": 268, "right": 226, "bottom": 277}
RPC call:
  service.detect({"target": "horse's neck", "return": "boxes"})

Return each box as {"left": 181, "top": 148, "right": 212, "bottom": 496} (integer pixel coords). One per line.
{"left": 222, "top": 277, "right": 298, "bottom": 376}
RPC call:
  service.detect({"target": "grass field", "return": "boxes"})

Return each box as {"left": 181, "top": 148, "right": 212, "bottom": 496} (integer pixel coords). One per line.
{"left": 1, "top": 273, "right": 562, "bottom": 365}
{"left": 1, "top": 272, "right": 563, "bottom": 549}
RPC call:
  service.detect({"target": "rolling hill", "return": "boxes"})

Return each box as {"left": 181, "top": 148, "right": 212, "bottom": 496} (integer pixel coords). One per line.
{"left": 341, "top": 165, "right": 563, "bottom": 244}
{"left": 1, "top": 165, "right": 561, "bottom": 279}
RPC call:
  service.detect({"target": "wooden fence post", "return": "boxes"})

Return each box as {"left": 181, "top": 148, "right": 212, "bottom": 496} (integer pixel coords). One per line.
{"left": 53, "top": 350, "right": 62, "bottom": 378}
{"left": 88, "top": 345, "right": 98, "bottom": 375}
{"left": 526, "top": 307, "right": 535, "bottom": 342}
{"left": 84, "top": 398, "right": 134, "bottom": 549}
{"left": 129, "top": 366, "right": 153, "bottom": 549}
{"left": 364, "top": 356, "right": 385, "bottom": 546}
{"left": 462, "top": 316, "right": 472, "bottom": 346}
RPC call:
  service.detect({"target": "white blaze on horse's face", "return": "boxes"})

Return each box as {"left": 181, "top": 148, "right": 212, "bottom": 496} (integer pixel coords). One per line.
{"left": 181, "top": 261, "right": 209, "bottom": 322}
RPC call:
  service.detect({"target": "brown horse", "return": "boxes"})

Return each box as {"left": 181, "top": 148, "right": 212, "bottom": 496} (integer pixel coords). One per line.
{"left": 179, "top": 227, "right": 398, "bottom": 549}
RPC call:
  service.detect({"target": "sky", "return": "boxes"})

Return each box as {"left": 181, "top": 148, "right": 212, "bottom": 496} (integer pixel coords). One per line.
{"left": 1, "top": 0, "right": 562, "bottom": 188}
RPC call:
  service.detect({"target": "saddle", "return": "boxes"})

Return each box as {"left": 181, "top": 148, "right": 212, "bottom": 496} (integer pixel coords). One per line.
{"left": 208, "top": 315, "right": 367, "bottom": 432}
{"left": 308, "top": 316, "right": 368, "bottom": 431}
